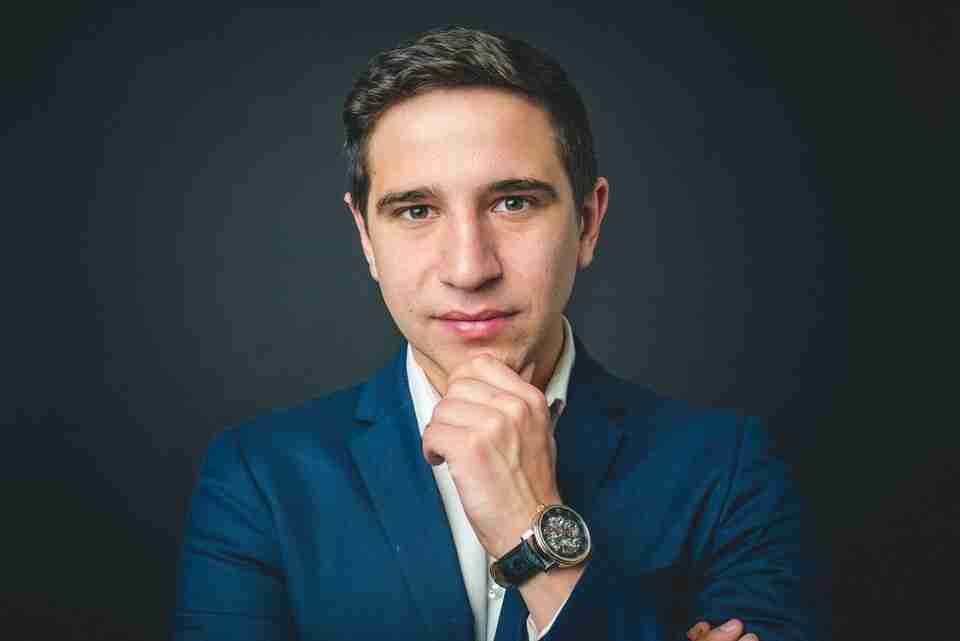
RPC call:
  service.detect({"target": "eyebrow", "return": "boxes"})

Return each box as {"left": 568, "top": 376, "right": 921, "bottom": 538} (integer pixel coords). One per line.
{"left": 374, "top": 177, "right": 560, "bottom": 216}
{"left": 487, "top": 178, "right": 559, "bottom": 200}
{"left": 374, "top": 186, "right": 441, "bottom": 216}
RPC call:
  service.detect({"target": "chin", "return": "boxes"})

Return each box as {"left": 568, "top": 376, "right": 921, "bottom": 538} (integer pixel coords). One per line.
{"left": 409, "top": 317, "right": 536, "bottom": 372}
{"left": 456, "top": 342, "right": 530, "bottom": 372}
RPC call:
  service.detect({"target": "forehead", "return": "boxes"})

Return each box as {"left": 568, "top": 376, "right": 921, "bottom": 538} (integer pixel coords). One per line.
{"left": 365, "top": 87, "right": 570, "bottom": 199}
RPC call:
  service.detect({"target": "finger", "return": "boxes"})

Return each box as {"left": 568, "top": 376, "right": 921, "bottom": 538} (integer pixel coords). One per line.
{"left": 520, "top": 361, "right": 535, "bottom": 383}
{"left": 739, "top": 634, "right": 758, "bottom": 641}
{"left": 445, "top": 376, "right": 504, "bottom": 406}
{"left": 703, "top": 619, "right": 743, "bottom": 641}
{"left": 421, "top": 421, "right": 466, "bottom": 466}
{"left": 448, "top": 354, "right": 522, "bottom": 390}
{"left": 449, "top": 355, "right": 546, "bottom": 415}
{"left": 445, "top": 375, "right": 543, "bottom": 435}
{"left": 687, "top": 622, "right": 711, "bottom": 640}
{"left": 432, "top": 397, "right": 505, "bottom": 433}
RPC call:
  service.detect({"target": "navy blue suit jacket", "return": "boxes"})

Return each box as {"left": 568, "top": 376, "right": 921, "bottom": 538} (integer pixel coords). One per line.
{"left": 173, "top": 334, "right": 826, "bottom": 640}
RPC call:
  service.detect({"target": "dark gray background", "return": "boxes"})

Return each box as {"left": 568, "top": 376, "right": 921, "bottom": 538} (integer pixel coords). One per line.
{"left": 4, "top": 3, "right": 955, "bottom": 640}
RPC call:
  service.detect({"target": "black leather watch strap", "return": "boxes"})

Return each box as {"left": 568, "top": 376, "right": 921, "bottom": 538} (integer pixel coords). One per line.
{"left": 490, "top": 536, "right": 551, "bottom": 588}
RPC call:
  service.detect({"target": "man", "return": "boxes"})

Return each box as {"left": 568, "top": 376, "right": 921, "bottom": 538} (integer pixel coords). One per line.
{"left": 172, "top": 26, "right": 825, "bottom": 641}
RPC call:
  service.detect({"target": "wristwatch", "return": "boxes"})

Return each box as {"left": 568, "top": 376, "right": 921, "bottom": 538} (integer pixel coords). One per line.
{"left": 489, "top": 503, "right": 591, "bottom": 588}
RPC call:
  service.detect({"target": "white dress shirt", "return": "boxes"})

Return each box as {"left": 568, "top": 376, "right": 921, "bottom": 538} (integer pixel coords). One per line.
{"left": 406, "top": 314, "right": 576, "bottom": 641}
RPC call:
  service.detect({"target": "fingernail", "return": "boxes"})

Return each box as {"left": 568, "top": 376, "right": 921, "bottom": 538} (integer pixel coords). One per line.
{"left": 720, "top": 621, "right": 739, "bottom": 632}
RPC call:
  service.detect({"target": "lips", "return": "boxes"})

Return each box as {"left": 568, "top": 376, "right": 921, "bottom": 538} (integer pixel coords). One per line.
{"left": 435, "top": 310, "right": 517, "bottom": 339}
{"left": 437, "top": 310, "right": 513, "bottom": 321}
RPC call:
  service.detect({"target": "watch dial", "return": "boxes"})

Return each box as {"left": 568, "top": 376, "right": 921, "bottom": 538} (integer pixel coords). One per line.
{"left": 540, "top": 506, "right": 588, "bottom": 561}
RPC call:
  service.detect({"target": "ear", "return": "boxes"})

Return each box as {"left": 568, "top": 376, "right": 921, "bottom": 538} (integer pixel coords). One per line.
{"left": 344, "top": 192, "right": 379, "bottom": 281}
{"left": 576, "top": 177, "right": 609, "bottom": 270}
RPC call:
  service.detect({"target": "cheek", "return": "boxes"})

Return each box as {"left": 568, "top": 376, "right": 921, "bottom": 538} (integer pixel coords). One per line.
{"left": 377, "top": 261, "right": 413, "bottom": 304}
{"left": 513, "top": 234, "right": 579, "bottom": 307}
{"left": 371, "top": 242, "right": 427, "bottom": 312}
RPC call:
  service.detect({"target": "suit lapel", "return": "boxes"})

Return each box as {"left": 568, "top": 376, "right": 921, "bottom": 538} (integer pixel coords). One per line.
{"left": 349, "top": 344, "right": 474, "bottom": 641}
{"left": 554, "top": 333, "right": 630, "bottom": 521}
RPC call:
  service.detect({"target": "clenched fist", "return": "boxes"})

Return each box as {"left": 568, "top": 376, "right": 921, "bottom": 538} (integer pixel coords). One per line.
{"left": 421, "top": 354, "right": 562, "bottom": 558}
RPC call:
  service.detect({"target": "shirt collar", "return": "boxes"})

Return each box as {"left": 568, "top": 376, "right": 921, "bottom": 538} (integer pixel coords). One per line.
{"left": 406, "top": 315, "right": 577, "bottom": 435}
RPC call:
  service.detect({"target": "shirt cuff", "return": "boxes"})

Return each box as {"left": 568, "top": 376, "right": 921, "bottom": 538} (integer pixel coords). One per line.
{"left": 526, "top": 593, "right": 571, "bottom": 640}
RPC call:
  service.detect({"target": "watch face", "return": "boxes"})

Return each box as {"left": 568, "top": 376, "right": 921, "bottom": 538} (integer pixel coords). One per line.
{"left": 537, "top": 505, "right": 590, "bottom": 564}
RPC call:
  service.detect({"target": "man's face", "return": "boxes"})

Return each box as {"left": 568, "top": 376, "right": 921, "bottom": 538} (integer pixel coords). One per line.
{"left": 346, "top": 87, "right": 607, "bottom": 393}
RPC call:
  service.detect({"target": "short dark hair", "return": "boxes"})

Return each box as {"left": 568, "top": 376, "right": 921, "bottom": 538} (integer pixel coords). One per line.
{"left": 342, "top": 26, "right": 598, "bottom": 219}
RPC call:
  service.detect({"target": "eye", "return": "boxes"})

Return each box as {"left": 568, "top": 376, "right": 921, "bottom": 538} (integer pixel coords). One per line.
{"left": 492, "top": 196, "right": 533, "bottom": 214}
{"left": 397, "top": 205, "right": 433, "bottom": 221}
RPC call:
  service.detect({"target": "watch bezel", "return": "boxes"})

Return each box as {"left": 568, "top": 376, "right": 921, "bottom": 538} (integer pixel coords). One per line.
{"left": 532, "top": 504, "right": 591, "bottom": 567}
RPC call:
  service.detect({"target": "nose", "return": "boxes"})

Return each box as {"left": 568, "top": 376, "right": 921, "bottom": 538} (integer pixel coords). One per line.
{"left": 438, "top": 210, "right": 502, "bottom": 291}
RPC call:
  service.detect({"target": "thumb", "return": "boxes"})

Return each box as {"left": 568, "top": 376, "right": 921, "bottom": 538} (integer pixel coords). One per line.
{"left": 520, "top": 362, "right": 535, "bottom": 383}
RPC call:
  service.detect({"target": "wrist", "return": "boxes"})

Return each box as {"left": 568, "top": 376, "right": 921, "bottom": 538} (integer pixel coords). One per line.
{"left": 518, "top": 562, "right": 585, "bottom": 597}
{"left": 519, "top": 563, "right": 586, "bottom": 631}
{"left": 489, "top": 503, "right": 591, "bottom": 589}
{"left": 489, "top": 497, "right": 554, "bottom": 558}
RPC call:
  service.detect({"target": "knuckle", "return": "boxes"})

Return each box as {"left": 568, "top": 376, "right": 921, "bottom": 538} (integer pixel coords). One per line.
{"left": 524, "top": 390, "right": 548, "bottom": 417}
{"left": 500, "top": 395, "right": 528, "bottom": 420}
{"left": 485, "top": 412, "right": 508, "bottom": 437}
{"left": 534, "top": 402, "right": 550, "bottom": 424}
{"left": 449, "top": 358, "right": 477, "bottom": 379}
{"left": 433, "top": 399, "right": 453, "bottom": 422}
{"left": 536, "top": 393, "right": 550, "bottom": 414}
{"left": 465, "top": 430, "right": 485, "bottom": 452}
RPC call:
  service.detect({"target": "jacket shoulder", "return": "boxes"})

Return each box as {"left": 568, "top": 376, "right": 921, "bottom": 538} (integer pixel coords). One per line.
{"left": 606, "top": 373, "right": 768, "bottom": 456}
{"left": 209, "top": 382, "right": 366, "bottom": 461}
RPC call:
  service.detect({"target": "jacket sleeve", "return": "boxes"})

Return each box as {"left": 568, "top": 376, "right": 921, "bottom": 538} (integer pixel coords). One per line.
{"left": 171, "top": 428, "right": 296, "bottom": 641}
{"left": 540, "top": 416, "right": 829, "bottom": 641}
